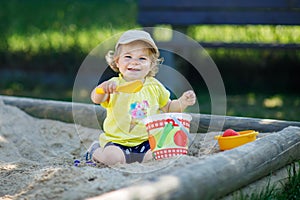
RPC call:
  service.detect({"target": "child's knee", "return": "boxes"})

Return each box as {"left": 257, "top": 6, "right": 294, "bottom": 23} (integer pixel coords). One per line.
{"left": 142, "top": 150, "right": 154, "bottom": 162}
{"left": 93, "top": 146, "right": 125, "bottom": 165}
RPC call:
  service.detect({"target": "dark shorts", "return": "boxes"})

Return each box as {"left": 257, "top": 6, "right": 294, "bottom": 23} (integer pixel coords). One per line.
{"left": 105, "top": 140, "right": 150, "bottom": 163}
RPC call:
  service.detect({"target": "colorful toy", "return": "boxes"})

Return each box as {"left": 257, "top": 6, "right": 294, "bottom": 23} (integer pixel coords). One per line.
{"left": 222, "top": 129, "right": 240, "bottom": 137}
{"left": 214, "top": 129, "right": 259, "bottom": 150}
{"left": 143, "top": 113, "right": 192, "bottom": 160}
{"left": 73, "top": 159, "right": 96, "bottom": 167}
{"left": 170, "top": 115, "right": 192, "bottom": 141}
{"left": 157, "top": 123, "right": 174, "bottom": 148}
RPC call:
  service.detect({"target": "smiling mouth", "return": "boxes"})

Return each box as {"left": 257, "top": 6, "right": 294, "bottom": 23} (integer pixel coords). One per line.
{"left": 127, "top": 67, "right": 140, "bottom": 71}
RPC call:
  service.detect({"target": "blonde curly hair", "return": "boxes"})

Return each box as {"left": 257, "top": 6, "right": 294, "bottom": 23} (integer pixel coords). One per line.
{"left": 105, "top": 41, "right": 163, "bottom": 77}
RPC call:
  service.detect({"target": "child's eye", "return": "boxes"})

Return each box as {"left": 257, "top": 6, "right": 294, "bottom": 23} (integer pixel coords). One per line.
{"left": 125, "top": 55, "right": 131, "bottom": 59}
{"left": 139, "top": 57, "right": 147, "bottom": 61}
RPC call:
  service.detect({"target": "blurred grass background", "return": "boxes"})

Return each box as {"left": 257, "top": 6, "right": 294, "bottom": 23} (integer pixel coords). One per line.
{"left": 0, "top": 0, "right": 299, "bottom": 121}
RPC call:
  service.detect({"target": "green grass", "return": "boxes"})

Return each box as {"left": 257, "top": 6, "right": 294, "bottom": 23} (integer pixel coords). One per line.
{"left": 195, "top": 92, "right": 300, "bottom": 121}
{"left": 233, "top": 161, "right": 300, "bottom": 200}
{"left": 226, "top": 93, "right": 300, "bottom": 121}
{"left": 278, "top": 162, "right": 300, "bottom": 200}
{"left": 1, "top": 0, "right": 137, "bottom": 55}
{"left": 1, "top": 0, "right": 300, "bottom": 121}
{"left": 189, "top": 25, "right": 300, "bottom": 44}
{"left": 0, "top": 2, "right": 299, "bottom": 198}
{"left": 1, "top": 1, "right": 300, "bottom": 55}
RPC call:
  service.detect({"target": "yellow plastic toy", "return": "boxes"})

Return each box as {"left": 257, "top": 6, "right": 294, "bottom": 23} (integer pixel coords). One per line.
{"left": 96, "top": 80, "right": 143, "bottom": 94}
{"left": 214, "top": 130, "right": 259, "bottom": 150}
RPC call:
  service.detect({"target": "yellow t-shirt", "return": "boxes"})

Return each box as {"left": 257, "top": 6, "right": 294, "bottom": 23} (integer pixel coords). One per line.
{"left": 99, "top": 76, "right": 170, "bottom": 147}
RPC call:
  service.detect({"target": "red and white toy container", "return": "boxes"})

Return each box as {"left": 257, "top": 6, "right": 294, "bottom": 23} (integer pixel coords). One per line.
{"left": 143, "top": 113, "right": 192, "bottom": 160}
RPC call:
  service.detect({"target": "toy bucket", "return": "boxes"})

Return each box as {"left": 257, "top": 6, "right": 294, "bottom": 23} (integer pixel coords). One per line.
{"left": 143, "top": 113, "right": 192, "bottom": 160}
{"left": 214, "top": 130, "right": 259, "bottom": 150}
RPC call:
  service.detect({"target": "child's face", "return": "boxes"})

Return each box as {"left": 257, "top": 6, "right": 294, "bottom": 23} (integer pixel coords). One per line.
{"left": 116, "top": 41, "right": 153, "bottom": 82}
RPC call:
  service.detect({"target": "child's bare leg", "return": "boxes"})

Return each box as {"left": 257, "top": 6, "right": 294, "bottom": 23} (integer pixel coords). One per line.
{"left": 142, "top": 149, "right": 154, "bottom": 162}
{"left": 92, "top": 146, "right": 126, "bottom": 165}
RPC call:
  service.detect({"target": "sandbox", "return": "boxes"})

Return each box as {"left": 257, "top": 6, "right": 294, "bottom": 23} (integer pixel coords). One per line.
{"left": 1, "top": 95, "right": 299, "bottom": 200}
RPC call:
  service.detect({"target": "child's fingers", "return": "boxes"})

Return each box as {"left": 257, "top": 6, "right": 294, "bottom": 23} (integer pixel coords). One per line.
{"left": 184, "top": 90, "right": 195, "bottom": 99}
{"left": 183, "top": 90, "right": 196, "bottom": 105}
{"left": 99, "top": 81, "right": 117, "bottom": 94}
{"left": 107, "top": 82, "right": 117, "bottom": 93}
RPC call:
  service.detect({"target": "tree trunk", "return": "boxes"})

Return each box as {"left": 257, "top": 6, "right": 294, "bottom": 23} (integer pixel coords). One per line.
{"left": 88, "top": 126, "right": 300, "bottom": 200}
{"left": 0, "top": 95, "right": 105, "bottom": 129}
{"left": 1, "top": 95, "right": 299, "bottom": 199}
{"left": 1, "top": 95, "right": 300, "bottom": 132}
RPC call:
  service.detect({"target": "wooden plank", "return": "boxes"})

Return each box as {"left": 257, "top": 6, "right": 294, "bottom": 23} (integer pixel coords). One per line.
{"left": 88, "top": 126, "right": 300, "bottom": 200}
{"left": 190, "top": 113, "right": 300, "bottom": 133}
{"left": 139, "top": 0, "right": 300, "bottom": 9}
{"left": 0, "top": 95, "right": 106, "bottom": 129}
{"left": 138, "top": 11, "right": 300, "bottom": 25}
{"left": 1, "top": 95, "right": 300, "bottom": 133}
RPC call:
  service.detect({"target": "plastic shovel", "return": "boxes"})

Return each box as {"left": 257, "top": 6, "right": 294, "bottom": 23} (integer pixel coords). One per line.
{"left": 96, "top": 80, "right": 143, "bottom": 94}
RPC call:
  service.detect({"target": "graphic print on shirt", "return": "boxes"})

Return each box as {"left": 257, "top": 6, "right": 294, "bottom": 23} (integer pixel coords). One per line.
{"left": 129, "top": 100, "right": 149, "bottom": 132}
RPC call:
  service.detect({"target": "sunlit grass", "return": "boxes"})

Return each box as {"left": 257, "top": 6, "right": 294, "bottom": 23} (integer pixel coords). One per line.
{"left": 1, "top": 0, "right": 137, "bottom": 54}
{"left": 263, "top": 95, "right": 283, "bottom": 108}
{"left": 5, "top": 25, "right": 300, "bottom": 55}
{"left": 2, "top": 0, "right": 300, "bottom": 54}
{"left": 1, "top": 0, "right": 300, "bottom": 121}
{"left": 7, "top": 28, "right": 125, "bottom": 54}
{"left": 189, "top": 25, "right": 300, "bottom": 43}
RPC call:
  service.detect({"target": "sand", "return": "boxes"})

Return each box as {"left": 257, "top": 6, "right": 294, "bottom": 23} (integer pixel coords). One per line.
{"left": 0, "top": 100, "right": 224, "bottom": 200}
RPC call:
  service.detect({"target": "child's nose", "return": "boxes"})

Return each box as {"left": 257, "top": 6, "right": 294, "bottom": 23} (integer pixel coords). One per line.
{"left": 131, "top": 58, "right": 140, "bottom": 64}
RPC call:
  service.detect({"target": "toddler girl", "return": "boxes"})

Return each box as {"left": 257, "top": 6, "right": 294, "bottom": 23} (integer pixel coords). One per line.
{"left": 86, "top": 30, "right": 196, "bottom": 165}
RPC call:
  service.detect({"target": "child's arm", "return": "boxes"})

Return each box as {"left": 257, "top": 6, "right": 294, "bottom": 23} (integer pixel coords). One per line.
{"left": 91, "top": 80, "right": 117, "bottom": 104}
{"left": 161, "top": 90, "right": 196, "bottom": 113}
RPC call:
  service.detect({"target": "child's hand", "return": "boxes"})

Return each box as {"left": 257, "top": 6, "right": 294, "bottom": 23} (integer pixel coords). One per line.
{"left": 178, "top": 90, "right": 196, "bottom": 107}
{"left": 98, "top": 81, "right": 117, "bottom": 94}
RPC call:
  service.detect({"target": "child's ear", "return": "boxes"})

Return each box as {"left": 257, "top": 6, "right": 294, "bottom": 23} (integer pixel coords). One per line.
{"left": 115, "top": 58, "right": 120, "bottom": 68}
